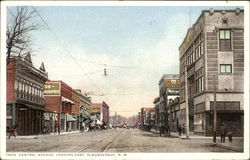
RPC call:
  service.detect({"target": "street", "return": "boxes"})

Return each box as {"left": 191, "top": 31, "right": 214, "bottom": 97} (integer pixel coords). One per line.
{"left": 6, "top": 129, "right": 234, "bottom": 152}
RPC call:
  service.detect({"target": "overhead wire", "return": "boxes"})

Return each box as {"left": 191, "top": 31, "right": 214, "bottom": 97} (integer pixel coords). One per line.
{"left": 31, "top": 6, "right": 112, "bottom": 105}
{"left": 30, "top": 6, "right": 160, "bottom": 111}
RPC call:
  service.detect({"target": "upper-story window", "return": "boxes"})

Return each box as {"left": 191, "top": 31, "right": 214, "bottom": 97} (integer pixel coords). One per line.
{"left": 219, "top": 29, "right": 231, "bottom": 50}
{"left": 220, "top": 64, "right": 232, "bottom": 73}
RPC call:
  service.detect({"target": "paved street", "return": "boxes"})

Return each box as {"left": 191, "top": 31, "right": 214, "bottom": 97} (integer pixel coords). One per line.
{"left": 6, "top": 129, "right": 237, "bottom": 152}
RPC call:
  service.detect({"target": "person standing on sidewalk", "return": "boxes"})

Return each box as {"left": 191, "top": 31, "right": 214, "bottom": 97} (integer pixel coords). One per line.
{"left": 182, "top": 124, "right": 185, "bottom": 134}
{"left": 178, "top": 124, "right": 182, "bottom": 136}
{"left": 220, "top": 122, "right": 226, "bottom": 143}
{"left": 227, "top": 126, "right": 233, "bottom": 142}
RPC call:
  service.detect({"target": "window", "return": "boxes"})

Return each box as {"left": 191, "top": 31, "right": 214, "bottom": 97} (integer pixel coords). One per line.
{"left": 220, "top": 64, "right": 232, "bottom": 73}
{"left": 219, "top": 29, "right": 231, "bottom": 50}
{"left": 198, "top": 45, "right": 201, "bottom": 57}
{"left": 200, "top": 42, "right": 203, "bottom": 55}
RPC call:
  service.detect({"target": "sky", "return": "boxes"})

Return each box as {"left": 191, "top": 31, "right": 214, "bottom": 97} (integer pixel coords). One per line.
{"left": 7, "top": 4, "right": 244, "bottom": 117}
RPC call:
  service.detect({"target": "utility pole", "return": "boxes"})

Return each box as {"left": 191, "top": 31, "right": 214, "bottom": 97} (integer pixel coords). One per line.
{"left": 58, "top": 98, "right": 62, "bottom": 135}
{"left": 213, "top": 75, "right": 217, "bottom": 143}
{"left": 115, "top": 112, "right": 117, "bottom": 130}
{"left": 185, "top": 65, "right": 190, "bottom": 139}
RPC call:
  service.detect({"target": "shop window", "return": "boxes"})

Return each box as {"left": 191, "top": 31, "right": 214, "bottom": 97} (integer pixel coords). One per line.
{"left": 220, "top": 64, "right": 232, "bottom": 73}
{"left": 219, "top": 29, "right": 231, "bottom": 50}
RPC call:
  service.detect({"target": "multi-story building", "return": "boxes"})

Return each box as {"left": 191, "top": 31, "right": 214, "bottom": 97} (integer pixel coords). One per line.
{"left": 179, "top": 8, "right": 244, "bottom": 136}
{"left": 158, "top": 74, "right": 180, "bottom": 131}
{"left": 71, "top": 89, "right": 81, "bottom": 130}
{"left": 153, "top": 97, "right": 160, "bottom": 129}
{"left": 7, "top": 53, "right": 48, "bottom": 135}
{"left": 90, "top": 101, "right": 110, "bottom": 125}
{"left": 169, "top": 97, "right": 180, "bottom": 132}
{"left": 140, "top": 107, "right": 155, "bottom": 130}
{"left": 74, "top": 89, "right": 92, "bottom": 129}
{"left": 44, "top": 80, "right": 75, "bottom": 132}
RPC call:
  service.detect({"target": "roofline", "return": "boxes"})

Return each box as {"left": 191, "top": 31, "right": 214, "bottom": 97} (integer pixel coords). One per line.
{"left": 179, "top": 8, "right": 244, "bottom": 51}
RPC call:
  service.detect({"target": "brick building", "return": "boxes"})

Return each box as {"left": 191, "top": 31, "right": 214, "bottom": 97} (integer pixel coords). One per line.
{"left": 6, "top": 53, "right": 48, "bottom": 135}
{"left": 90, "top": 101, "right": 109, "bottom": 125}
{"left": 44, "top": 80, "right": 75, "bottom": 132}
{"left": 72, "top": 89, "right": 81, "bottom": 130}
{"left": 74, "top": 89, "right": 92, "bottom": 130}
{"left": 179, "top": 8, "right": 244, "bottom": 136}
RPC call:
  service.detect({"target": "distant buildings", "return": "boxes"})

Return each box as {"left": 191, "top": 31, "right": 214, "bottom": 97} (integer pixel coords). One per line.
{"left": 6, "top": 53, "right": 48, "bottom": 135}
{"left": 179, "top": 8, "right": 244, "bottom": 136}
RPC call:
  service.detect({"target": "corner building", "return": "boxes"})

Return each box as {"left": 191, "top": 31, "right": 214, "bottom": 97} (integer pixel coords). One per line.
{"left": 179, "top": 8, "right": 244, "bottom": 136}
{"left": 6, "top": 53, "right": 48, "bottom": 135}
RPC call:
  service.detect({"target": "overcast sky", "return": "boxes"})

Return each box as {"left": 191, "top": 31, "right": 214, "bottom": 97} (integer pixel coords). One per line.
{"left": 7, "top": 4, "right": 244, "bottom": 117}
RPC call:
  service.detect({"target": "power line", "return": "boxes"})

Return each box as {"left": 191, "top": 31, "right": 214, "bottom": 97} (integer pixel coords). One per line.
{"left": 31, "top": 6, "right": 113, "bottom": 107}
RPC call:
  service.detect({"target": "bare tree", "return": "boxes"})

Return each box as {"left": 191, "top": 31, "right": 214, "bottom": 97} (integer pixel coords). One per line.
{"left": 6, "top": 6, "right": 41, "bottom": 63}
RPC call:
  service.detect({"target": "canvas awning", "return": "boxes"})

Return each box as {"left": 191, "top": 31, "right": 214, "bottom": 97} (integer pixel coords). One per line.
{"left": 62, "top": 96, "right": 75, "bottom": 104}
{"left": 66, "top": 113, "right": 76, "bottom": 121}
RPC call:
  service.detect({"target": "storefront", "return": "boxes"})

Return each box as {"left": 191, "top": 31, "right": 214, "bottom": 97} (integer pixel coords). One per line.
{"left": 14, "top": 103, "right": 44, "bottom": 135}
{"left": 66, "top": 113, "right": 76, "bottom": 131}
{"left": 43, "top": 111, "right": 56, "bottom": 133}
{"left": 60, "top": 113, "right": 65, "bottom": 131}
{"left": 194, "top": 101, "right": 244, "bottom": 136}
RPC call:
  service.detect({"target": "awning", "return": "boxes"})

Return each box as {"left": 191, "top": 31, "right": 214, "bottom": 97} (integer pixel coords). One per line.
{"left": 66, "top": 113, "right": 76, "bottom": 121}
{"left": 16, "top": 102, "right": 45, "bottom": 111}
{"left": 96, "top": 120, "right": 103, "bottom": 125}
{"left": 62, "top": 96, "right": 75, "bottom": 104}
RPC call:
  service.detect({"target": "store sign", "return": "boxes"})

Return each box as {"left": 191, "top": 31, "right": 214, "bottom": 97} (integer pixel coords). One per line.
{"left": 44, "top": 82, "right": 61, "bottom": 96}
{"left": 91, "top": 108, "right": 100, "bottom": 113}
{"left": 167, "top": 89, "right": 180, "bottom": 95}
{"left": 44, "top": 113, "right": 50, "bottom": 120}
{"left": 165, "top": 79, "right": 180, "bottom": 89}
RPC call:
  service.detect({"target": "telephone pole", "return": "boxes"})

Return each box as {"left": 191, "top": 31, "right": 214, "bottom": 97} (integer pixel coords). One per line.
{"left": 213, "top": 75, "right": 217, "bottom": 143}
{"left": 185, "top": 65, "right": 190, "bottom": 139}
{"left": 115, "top": 112, "right": 117, "bottom": 130}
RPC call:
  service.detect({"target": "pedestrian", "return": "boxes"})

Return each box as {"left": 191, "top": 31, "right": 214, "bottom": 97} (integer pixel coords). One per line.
{"left": 220, "top": 122, "right": 226, "bottom": 143}
{"left": 178, "top": 124, "right": 182, "bottom": 136}
{"left": 81, "top": 122, "right": 85, "bottom": 132}
{"left": 182, "top": 124, "right": 185, "bottom": 134}
{"left": 227, "top": 127, "right": 233, "bottom": 142}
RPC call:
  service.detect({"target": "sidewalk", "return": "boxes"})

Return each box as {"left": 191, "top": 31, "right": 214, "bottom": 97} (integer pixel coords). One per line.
{"left": 151, "top": 130, "right": 243, "bottom": 152}
{"left": 170, "top": 131, "right": 244, "bottom": 152}
{"left": 7, "top": 130, "right": 80, "bottom": 139}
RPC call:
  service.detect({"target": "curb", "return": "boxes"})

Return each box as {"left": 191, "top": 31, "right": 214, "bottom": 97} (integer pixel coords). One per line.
{"left": 215, "top": 143, "right": 243, "bottom": 152}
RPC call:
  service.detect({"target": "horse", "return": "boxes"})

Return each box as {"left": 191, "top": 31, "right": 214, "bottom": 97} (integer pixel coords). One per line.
{"left": 7, "top": 123, "right": 20, "bottom": 139}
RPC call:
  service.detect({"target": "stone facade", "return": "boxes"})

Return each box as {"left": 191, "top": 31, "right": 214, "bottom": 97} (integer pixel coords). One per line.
{"left": 179, "top": 8, "right": 244, "bottom": 136}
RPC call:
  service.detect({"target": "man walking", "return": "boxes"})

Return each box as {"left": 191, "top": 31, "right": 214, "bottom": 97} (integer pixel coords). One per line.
{"left": 220, "top": 122, "right": 227, "bottom": 143}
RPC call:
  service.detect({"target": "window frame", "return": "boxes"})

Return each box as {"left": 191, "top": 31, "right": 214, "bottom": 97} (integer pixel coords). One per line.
{"left": 220, "top": 64, "right": 232, "bottom": 74}
{"left": 219, "top": 29, "right": 231, "bottom": 51}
